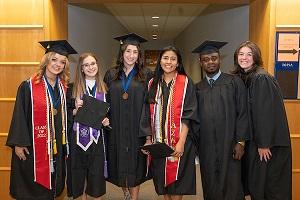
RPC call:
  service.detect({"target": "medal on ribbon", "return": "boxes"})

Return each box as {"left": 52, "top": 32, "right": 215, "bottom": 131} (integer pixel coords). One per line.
{"left": 121, "top": 67, "right": 136, "bottom": 100}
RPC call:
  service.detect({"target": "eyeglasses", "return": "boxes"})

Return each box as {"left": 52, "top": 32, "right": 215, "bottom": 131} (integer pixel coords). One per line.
{"left": 82, "top": 62, "right": 97, "bottom": 68}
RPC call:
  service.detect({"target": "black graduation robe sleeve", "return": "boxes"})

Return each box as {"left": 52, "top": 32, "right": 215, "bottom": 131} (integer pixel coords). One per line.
{"left": 139, "top": 69, "right": 154, "bottom": 138}
{"left": 233, "top": 76, "right": 249, "bottom": 142}
{"left": 104, "top": 68, "right": 116, "bottom": 89}
{"left": 66, "top": 83, "right": 75, "bottom": 142}
{"left": 181, "top": 77, "right": 199, "bottom": 129}
{"left": 6, "top": 81, "right": 32, "bottom": 147}
{"left": 66, "top": 83, "right": 75, "bottom": 110}
{"left": 250, "top": 74, "right": 290, "bottom": 148}
{"left": 139, "top": 90, "right": 152, "bottom": 138}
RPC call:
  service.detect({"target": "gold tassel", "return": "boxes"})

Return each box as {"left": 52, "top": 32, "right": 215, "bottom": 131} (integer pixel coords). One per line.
{"left": 53, "top": 139, "right": 57, "bottom": 154}
{"left": 62, "top": 130, "right": 66, "bottom": 145}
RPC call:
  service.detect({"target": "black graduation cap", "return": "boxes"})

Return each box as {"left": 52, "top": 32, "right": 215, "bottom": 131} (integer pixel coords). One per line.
{"left": 192, "top": 40, "right": 227, "bottom": 54}
{"left": 39, "top": 40, "right": 77, "bottom": 56}
{"left": 74, "top": 94, "right": 110, "bottom": 130}
{"left": 140, "top": 142, "right": 174, "bottom": 159}
{"left": 114, "top": 33, "right": 147, "bottom": 45}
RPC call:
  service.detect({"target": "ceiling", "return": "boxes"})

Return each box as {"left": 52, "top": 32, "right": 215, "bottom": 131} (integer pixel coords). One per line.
{"left": 69, "top": 1, "right": 249, "bottom": 41}
{"left": 103, "top": 3, "right": 208, "bottom": 40}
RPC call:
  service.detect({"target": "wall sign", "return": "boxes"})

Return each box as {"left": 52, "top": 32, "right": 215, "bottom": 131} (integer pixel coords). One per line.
{"left": 275, "top": 32, "right": 300, "bottom": 99}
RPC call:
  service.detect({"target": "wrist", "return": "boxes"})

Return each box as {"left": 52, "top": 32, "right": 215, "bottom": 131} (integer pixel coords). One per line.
{"left": 237, "top": 141, "right": 245, "bottom": 147}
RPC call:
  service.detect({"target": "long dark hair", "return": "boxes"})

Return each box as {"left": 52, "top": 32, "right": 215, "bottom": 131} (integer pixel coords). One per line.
{"left": 232, "top": 40, "right": 263, "bottom": 76}
{"left": 148, "top": 46, "right": 186, "bottom": 103}
{"left": 113, "top": 41, "right": 145, "bottom": 81}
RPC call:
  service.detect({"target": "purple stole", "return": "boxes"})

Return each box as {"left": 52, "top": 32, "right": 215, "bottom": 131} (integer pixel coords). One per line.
{"left": 73, "top": 92, "right": 108, "bottom": 177}
{"left": 73, "top": 92, "right": 105, "bottom": 151}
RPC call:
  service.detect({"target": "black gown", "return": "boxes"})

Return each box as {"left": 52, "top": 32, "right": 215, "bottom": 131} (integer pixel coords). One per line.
{"left": 241, "top": 68, "right": 292, "bottom": 200}
{"left": 65, "top": 83, "right": 75, "bottom": 198}
{"left": 6, "top": 80, "right": 66, "bottom": 200}
{"left": 104, "top": 68, "right": 152, "bottom": 187}
{"left": 66, "top": 83, "right": 107, "bottom": 198}
{"left": 140, "top": 77, "right": 198, "bottom": 195}
{"left": 195, "top": 72, "right": 249, "bottom": 200}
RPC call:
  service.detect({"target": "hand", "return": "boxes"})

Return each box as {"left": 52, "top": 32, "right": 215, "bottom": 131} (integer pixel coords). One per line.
{"left": 15, "top": 146, "right": 29, "bottom": 161}
{"left": 75, "top": 98, "right": 83, "bottom": 110}
{"left": 233, "top": 143, "right": 244, "bottom": 160}
{"left": 102, "top": 117, "right": 110, "bottom": 127}
{"left": 172, "top": 141, "right": 185, "bottom": 157}
{"left": 141, "top": 139, "right": 152, "bottom": 155}
{"left": 258, "top": 148, "right": 272, "bottom": 162}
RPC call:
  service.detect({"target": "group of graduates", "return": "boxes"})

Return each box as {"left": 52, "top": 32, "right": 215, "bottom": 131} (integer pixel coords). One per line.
{"left": 6, "top": 33, "right": 292, "bottom": 200}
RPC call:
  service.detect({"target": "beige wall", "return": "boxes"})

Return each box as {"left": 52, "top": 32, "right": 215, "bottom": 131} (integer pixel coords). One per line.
{"left": 68, "top": 4, "right": 128, "bottom": 79}
{"left": 250, "top": 0, "right": 300, "bottom": 199}
{"left": 174, "top": 5, "right": 249, "bottom": 83}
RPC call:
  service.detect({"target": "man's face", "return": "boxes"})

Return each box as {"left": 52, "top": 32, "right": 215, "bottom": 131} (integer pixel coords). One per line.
{"left": 200, "top": 52, "right": 220, "bottom": 76}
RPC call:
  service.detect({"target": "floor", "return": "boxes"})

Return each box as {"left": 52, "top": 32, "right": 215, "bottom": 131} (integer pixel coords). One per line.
{"left": 104, "top": 167, "right": 203, "bottom": 200}
{"left": 64, "top": 164, "right": 251, "bottom": 200}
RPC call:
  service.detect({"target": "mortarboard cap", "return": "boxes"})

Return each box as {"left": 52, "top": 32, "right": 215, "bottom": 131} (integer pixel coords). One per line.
{"left": 114, "top": 33, "right": 147, "bottom": 45}
{"left": 39, "top": 40, "right": 77, "bottom": 56}
{"left": 74, "top": 94, "right": 110, "bottom": 130}
{"left": 140, "top": 142, "right": 174, "bottom": 159}
{"left": 192, "top": 40, "right": 227, "bottom": 54}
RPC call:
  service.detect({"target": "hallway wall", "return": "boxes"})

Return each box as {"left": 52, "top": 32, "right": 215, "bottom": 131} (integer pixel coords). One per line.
{"left": 68, "top": 4, "right": 128, "bottom": 79}
{"left": 68, "top": 5, "right": 175, "bottom": 78}
{"left": 175, "top": 5, "right": 249, "bottom": 83}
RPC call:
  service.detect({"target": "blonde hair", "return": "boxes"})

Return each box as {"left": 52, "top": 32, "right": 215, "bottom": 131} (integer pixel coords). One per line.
{"left": 35, "top": 52, "right": 70, "bottom": 86}
{"left": 72, "top": 52, "right": 107, "bottom": 98}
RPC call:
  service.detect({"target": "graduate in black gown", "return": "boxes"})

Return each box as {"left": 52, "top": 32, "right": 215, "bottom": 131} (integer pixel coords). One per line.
{"left": 232, "top": 41, "right": 292, "bottom": 200}
{"left": 192, "top": 41, "right": 249, "bottom": 200}
{"left": 67, "top": 52, "right": 109, "bottom": 200}
{"left": 103, "top": 33, "right": 152, "bottom": 200}
{"left": 140, "top": 46, "right": 198, "bottom": 200}
{"left": 6, "top": 40, "right": 77, "bottom": 200}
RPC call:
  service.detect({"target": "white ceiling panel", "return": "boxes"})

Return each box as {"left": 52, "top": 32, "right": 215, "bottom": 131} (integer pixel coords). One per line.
{"left": 104, "top": 3, "right": 208, "bottom": 41}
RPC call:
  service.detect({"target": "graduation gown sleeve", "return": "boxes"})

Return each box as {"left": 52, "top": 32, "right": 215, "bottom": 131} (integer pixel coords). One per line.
{"left": 233, "top": 75, "right": 249, "bottom": 142}
{"left": 181, "top": 77, "right": 199, "bottom": 128}
{"left": 249, "top": 73, "right": 290, "bottom": 148}
{"left": 139, "top": 91, "right": 152, "bottom": 138}
{"left": 6, "top": 81, "right": 32, "bottom": 147}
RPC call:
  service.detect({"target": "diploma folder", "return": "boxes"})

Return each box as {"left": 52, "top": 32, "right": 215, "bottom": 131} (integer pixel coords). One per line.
{"left": 140, "top": 143, "right": 174, "bottom": 159}
{"left": 74, "top": 94, "right": 110, "bottom": 130}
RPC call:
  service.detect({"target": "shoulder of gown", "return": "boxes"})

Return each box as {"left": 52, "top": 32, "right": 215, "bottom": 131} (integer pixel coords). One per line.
{"left": 104, "top": 68, "right": 118, "bottom": 87}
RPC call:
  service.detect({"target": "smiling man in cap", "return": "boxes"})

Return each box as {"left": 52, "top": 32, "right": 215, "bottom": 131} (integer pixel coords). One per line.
{"left": 193, "top": 40, "right": 249, "bottom": 200}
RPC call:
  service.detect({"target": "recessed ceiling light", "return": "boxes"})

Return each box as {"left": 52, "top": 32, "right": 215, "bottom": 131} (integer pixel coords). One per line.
{"left": 152, "top": 16, "right": 159, "bottom": 19}
{"left": 152, "top": 34, "right": 158, "bottom": 37}
{"left": 153, "top": 38, "right": 157, "bottom": 40}
{"left": 152, "top": 24, "right": 158, "bottom": 27}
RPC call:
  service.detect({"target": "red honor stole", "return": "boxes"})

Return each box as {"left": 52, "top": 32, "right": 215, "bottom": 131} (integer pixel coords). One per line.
{"left": 149, "top": 74, "right": 188, "bottom": 186}
{"left": 30, "top": 74, "right": 67, "bottom": 189}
